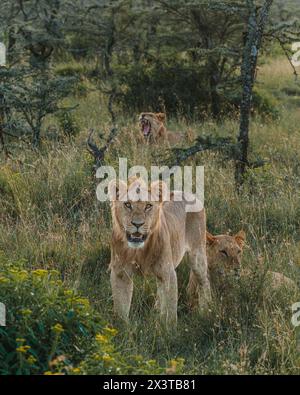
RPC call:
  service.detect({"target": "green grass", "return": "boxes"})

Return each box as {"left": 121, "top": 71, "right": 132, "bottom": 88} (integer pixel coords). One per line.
{"left": 0, "top": 57, "right": 299, "bottom": 374}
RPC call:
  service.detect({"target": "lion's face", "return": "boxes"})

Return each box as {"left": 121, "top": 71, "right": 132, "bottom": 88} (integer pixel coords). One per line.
{"left": 139, "top": 112, "right": 166, "bottom": 140}
{"left": 207, "top": 231, "right": 246, "bottom": 273}
{"left": 109, "top": 178, "right": 166, "bottom": 249}
{"left": 115, "top": 200, "right": 160, "bottom": 249}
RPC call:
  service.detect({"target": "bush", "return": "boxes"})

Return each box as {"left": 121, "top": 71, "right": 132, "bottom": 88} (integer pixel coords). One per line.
{"left": 115, "top": 62, "right": 280, "bottom": 119}
{"left": 224, "top": 87, "right": 279, "bottom": 118}
{"left": 115, "top": 61, "right": 209, "bottom": 118}
{"left": 252, "top": 87, "right": 279, "bottom": 118}
{"left": 0, "top": 252, "right": 183, "bottom": 375}
{"left": 57, "top": 111, "right": 80, "bottom": 138}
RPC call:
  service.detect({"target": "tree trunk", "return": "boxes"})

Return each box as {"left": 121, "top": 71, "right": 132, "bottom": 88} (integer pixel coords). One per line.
{"left": 235, "top": 0, "right": 273, "bottom": 188}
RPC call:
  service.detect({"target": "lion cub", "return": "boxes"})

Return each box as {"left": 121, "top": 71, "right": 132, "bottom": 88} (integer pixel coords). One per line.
{"left": 187, "top": 231, "right": 245, "bottom": 304}
{"left": 188, "top": 230, "right": 297, "bottom": 303}
{"left": 108, "top": 177, "right": 211, "bottom": 327}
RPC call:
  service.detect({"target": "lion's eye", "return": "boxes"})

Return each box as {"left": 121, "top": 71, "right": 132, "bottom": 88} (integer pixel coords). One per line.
{"left": 220, "top": 250, "right": 229, "bottom": 257}
{"left": 124, "top": 202, "right": 132, "bottom": 210}
{"left": 145, "top": 203, "right": 153, "bottom": 211}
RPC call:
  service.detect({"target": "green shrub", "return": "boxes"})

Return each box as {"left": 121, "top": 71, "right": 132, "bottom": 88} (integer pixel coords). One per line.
{"left": 252, "top": 87, "right": 279, "bottom": 118}
{"left": 57, "top": 111, "right": 80, "bottom": 138}
{"left": 224, "top": 87, "right": 279, "bottom": 118}
{"left": 0, "top": 252, "right": 102, "bottom": 374}
{"left": 115, "top": 61, "right": 209, "bottom": 118}
{"left": 0, "top": 252, "right": 183, "bottom": 375}
{"left": 115, "top": 62, "right": 280, "bottom": 119}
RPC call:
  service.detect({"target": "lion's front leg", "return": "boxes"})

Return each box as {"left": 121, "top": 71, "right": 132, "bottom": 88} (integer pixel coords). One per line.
{"left": 155, "top": 264, "right": 178, "bottom": 327}
{"left": 110, "top": 266, "right": 133, "bottom": 322}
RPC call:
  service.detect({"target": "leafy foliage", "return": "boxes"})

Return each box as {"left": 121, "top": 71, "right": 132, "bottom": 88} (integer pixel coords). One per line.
{"left": 0, "top": 252, "right": 183, "bottom": 375}
{"left": 0, "top": 65, "right": 76, "bottom": 145}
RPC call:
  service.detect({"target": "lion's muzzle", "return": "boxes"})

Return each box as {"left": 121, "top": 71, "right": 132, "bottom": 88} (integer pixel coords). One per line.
{"left": 126, "top": 231, "right": 148, "bottom": 249}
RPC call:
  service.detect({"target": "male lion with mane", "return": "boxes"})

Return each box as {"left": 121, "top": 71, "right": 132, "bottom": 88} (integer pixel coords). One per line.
{"left": 108, "top": 176, "right": 211, "bottom": 326}
{"left": 139, "top": 112, "right": 183, "bottom": 145}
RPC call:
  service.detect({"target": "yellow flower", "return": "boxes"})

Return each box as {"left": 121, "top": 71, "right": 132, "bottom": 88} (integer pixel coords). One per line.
{"left": 72, "top": 368, "right": 81, "bottom": 374}
{"left": 20, "top": 309, "right": 32, "bottom": 316}
{"left": 18, "top": 270, "right": 29, "bottom": 278}
{"left": 0, "top": 276, "right": 9, "bottom": 283}
{"left": 50, "top": 270, "right": 60, "bottom": 276}
{"left": 134, "top": 355, "right": 143, "bottom": 362}
{"left": 147, "top": 359, "right": 157, "bottom": 366}
{"left": 95, "top": 334, "right": 108, "bottom": 344}
{"left": 16, "top": 338, "right": 26, "bottom": 343}
{"left": 16, "top": 345, "right": 31, "bottom": 353}
{"left": 44, "top": 371, "right": 63, "bottom": 375}
{"left": 27, "top": 356, "right": 37, "bottom": 365}
{"left": 102, "top": 354, "right": 114, "bottom": 363}
{"left": 170, "top": 359, "right": 178, "bottom": 368}
{"left": 52, "top": 323, "right": 64, "bottom": 334}
{"left": 166, "top": 358, "right": 184, "bottom": 374}
{"left": 32, "top": 269, "right": 48, "bottom": 277}
{"left": 64, "top": 290, "right": 74, "bottom": 296}
{"left": 76, "top": 298, "right": 90, "bottom": 308}
{"left": 104, "top": 327, "right": 118, "bottom": 336}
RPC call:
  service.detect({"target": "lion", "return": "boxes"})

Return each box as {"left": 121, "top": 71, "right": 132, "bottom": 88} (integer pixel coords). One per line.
{"left": 108, "top": 176, "right": 211, "bottom": 327}
{"left": 187, "top": 231, "right": 245, "bottom": 304}
{"left": 188, "top": 230, "right": 297, "bottom": 302}
{"left": 138, "top": 112, "right": 184, "bottom": 145}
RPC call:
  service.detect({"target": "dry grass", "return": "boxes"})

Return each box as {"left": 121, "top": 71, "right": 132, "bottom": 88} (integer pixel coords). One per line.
{"left": 0, "top": 58, "right": 299, "bottom": 374}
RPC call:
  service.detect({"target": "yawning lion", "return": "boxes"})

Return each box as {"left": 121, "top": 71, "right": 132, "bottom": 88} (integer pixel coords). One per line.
{"left": 139, "top": 112, "right": 183, "bottom": 145}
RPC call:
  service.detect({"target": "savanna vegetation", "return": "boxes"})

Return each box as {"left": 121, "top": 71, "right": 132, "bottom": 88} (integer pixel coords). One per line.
{"left": 0, "top": 0, "right": 300, "bottom": 375}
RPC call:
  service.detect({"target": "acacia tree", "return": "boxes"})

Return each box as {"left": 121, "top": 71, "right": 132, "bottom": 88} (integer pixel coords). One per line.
{"left": 65, "top": 0, "right": 136, "bottom": 124}
{"left": 160, "top": 0, "right": 298, "bottom": 189}
{"left": 154, "top": 0, "right": 246, "bottom": 118}
{"left": 0, "top": 0, "right": 76, "bottom": 148}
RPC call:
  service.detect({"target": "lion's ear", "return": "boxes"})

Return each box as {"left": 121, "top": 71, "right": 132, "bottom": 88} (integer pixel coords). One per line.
{"left": 235, "top": 230, "right": 246, "bottom": 248}
{"left": 156, "top": 113, "right": 166, "bottom": 123}
{"left": 150, "top": 180, "right": 169, "bottom": 202}
{"left": 206, "top": 232, "right": 217, "bottom": 246}
{"left": 108, "top": 179, "right": 127, "bottom": 201}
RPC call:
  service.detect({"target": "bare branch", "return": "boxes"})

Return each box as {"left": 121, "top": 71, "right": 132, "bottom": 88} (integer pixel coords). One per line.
{"left": 86, "top": 127, "right": 118, "bottom": 168}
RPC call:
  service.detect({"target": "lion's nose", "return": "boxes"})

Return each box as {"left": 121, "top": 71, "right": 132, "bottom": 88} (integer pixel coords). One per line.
{"left": 131, "top": 220, "right": 145, "bottom": 229}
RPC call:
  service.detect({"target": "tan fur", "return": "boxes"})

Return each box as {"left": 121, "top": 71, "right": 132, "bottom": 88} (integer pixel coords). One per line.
{"left": 138, "top": 112, "right": 183, "bottom": 145}
{"left": 189, "top": 231, "right": 297, "bottom": 300}
{"left": 187, "top": 231, "right": 245, "bottom": 304}
{"left": 109, "top": 177, "right": 211, "bottom": 326}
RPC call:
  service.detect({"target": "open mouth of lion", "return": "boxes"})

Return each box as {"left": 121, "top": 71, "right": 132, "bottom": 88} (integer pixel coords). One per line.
{"left": 140, "top": 119, "right": 151, "bottom": 137}
{"left": 126, "top": 232, "right": 147, "bottom": 247}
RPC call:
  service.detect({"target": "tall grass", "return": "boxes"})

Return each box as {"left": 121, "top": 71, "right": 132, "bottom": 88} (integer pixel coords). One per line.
{"left": 0, "top": 58, "right": 299, "bottom": 374}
